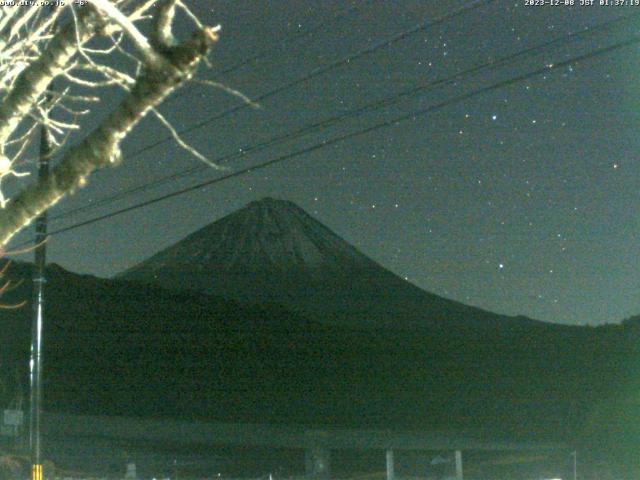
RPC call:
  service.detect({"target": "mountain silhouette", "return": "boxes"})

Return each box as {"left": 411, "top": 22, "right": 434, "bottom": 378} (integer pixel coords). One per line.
{"left": 121, "top": 197, "right": 542, "bottom": 330}
{"left": 1, "top": 253, "right": 638, "bottom": 474}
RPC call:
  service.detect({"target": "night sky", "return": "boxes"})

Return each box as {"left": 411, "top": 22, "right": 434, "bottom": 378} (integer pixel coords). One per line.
{"left": 7, "top": 0, "right": 640, "bottom": 326}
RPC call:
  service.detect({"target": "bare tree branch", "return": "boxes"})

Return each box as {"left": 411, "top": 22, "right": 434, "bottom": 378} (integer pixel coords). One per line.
{"left": 0, "top": 7, "right": 101, "bottom": 150}
{"left": 0, "top": 21, "right": 220, "bottom": 246}
{"left": 86, "top": 0, "right": 163, "bottom": 66}
{"left": 0, "top": 1, "right": 229, "bottom": 247}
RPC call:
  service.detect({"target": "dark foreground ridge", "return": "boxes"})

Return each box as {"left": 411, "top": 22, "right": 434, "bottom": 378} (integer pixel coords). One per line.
{"left": 1, "top": 199, "right": 639, "bottom": 476}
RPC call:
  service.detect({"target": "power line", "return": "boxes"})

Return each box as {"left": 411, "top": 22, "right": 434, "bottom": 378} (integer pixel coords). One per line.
{"left": 32, "top": 34, "right": 640, "bottom": 243}
{"left": 116, "top": 0, "right": 497, "bottom": 157}
{"left": 164, "top": 1, "right": 368, "bottom": 105}
{"left": 51, "top": 10, "right": 640, "bottom": 222}
{"left": 51, "top": 0, "right": 498, "bottom": 221}
{"left": 50, "top": 0, "right": 494, "bottom": 223}
{"left": 209, "top": 2, "right": 369, "bottom": 81}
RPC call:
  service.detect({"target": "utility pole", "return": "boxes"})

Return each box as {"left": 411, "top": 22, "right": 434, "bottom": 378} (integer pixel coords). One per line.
{"left": 29, "top": 104, "right": 52, "bottom": 480}
{"left": 454, "top": 450, "right": 463, "bottom": 480}
{"left": 571, "top": 450, "right": 577, "bottom": 480}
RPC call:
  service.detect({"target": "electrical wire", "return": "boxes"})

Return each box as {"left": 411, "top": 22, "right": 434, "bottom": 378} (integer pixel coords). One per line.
{"left": 111, "top": 0, "right": 498, "bottom": 159}
{"left": 165, "top": 0, "right": 369, "bottom": 105}
{"left": 28, "top": 33, "right": 640, "bottom": 244}
{"left": 50, "top": 10, "right": 640, "bottom": 223}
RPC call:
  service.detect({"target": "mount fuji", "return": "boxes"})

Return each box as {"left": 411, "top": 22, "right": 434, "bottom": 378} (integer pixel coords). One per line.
{"left": 1, "top": 199, "right": 636, "bottom": 451}
{"left": 121, "top": 197, "right": 542, "bottom": 330}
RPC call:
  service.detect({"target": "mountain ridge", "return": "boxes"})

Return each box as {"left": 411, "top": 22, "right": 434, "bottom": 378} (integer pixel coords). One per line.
{"left": 3, "top": 257, "right": 640, "bottom": 474}
{"left": 120, "top": 197, "right": 548, "bottom": 330}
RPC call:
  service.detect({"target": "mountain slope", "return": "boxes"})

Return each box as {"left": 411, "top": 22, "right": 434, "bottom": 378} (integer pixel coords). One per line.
{"left": 1, "top": 261, "right": 628, "bottom": 434}
{"left": 4, "top": 261, "right": 640, "bottom": 477}
{"left": 120, "top": 197, "right": 542, "bottom": 330}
